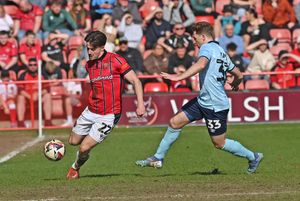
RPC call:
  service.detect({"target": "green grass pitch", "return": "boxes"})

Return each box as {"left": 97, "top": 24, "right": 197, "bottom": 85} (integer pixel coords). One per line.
{"left": 0, "top": 123, "right": 300, "bottom": 201}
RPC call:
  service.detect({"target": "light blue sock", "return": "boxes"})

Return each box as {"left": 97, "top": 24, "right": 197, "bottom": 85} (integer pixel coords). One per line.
{"left": 222, "top": 139, "right": 255, "bottom": 161}
{"left": 154, "top": 127, "right": 181, "bottom": 160}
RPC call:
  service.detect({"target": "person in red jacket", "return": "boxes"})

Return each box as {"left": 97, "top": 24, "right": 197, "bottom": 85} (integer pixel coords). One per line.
{"left": 262, "top": 0, "right": 298, "bottom": 31}
{"left": 66, "top": 31, "right": 145, "bottom": 180}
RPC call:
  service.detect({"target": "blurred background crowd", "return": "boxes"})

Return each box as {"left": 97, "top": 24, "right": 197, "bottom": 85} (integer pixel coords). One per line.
{"left": 1, "top": 0, "right": 300, "bottom": 127}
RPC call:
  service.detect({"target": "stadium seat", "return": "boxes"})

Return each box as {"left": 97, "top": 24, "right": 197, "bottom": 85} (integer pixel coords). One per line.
{"left": 144, "top": 82, "right": 168, "bottom": 93}
{"left": 139, "top": 1, "right": 159, "bottom": 19}
{"left": 245, "top": 79, "right": 270, "bottom": 90}
{"left": 172, "top": 87, "right": 191, "bottom": 93}
{"left": 50, "top": 86, "right": 66, "bottom": 116}
{"left": 195, "top": 15, "right": 215, "bottom": 25}
{"left": 256, "top": 0, "right": 262, "bottom": 15}
{"left": 68, "top": 36, "right": 84, "bottom": 51}
{"left": 269, "top": 28, "right": 292, "bottom": 44}
{"left": 270, "top": 43, "right": 292, "bottom": 58}
{"left": 215, "top": 0, "right": 231, "bottom": 15}
{"left": 4, "top": 5, "right": 19, "bottom": 19}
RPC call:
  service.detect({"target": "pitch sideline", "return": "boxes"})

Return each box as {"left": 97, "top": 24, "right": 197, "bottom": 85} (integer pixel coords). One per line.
{"left": 0, "top": 136, "right": 45, "bottom": 164}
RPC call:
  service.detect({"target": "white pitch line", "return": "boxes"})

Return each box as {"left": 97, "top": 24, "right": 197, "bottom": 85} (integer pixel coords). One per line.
{"left": 0, "top": 136, "right": 45, "bottom": 164}
{"left": 16, "top": 190, "right": 300, "bottom": 201}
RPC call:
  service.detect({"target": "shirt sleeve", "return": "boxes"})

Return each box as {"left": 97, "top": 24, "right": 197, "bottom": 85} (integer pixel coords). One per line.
{"left": 114, "top": 54, "right": 132, "bottom": 76}
{"left": 199, "top": 44, "right": 211, "bottom": 61}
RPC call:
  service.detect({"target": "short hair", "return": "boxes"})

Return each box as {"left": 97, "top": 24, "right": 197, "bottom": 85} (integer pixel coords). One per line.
{"left": 226, "top": 42, "right": 237, "bottom": 51}
{"left": 192, "top": 22, "right": 215, "bottom": 39}
{"left": 84, "top": 31, "right": 107, "bottom": 48}
{"left": 25, "top": 30, "right": 35, "bottom": 36}
{"left": 28, "top": 57, "right": 37, "bottom": 63}
{"left": 247, "top": 8, "right": 258, "bottom": 18}
{"left": 0, "top": 30, "right": 9, "bottom": 36}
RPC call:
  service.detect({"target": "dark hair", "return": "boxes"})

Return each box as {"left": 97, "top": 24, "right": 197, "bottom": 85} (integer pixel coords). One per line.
{"left": 28, "top": 57, "right": 37, "bottom": 62}
{"left": 226, "top": 42, "right": 237, "bottom": 51}
{"left": 25, "top": 30, "right": 35, "bottom": 36}
{"left": 192, "top": 22, "right": 215, "bottom": 39}
{"left": 247, "top": 8, "right": 258, "bottom": 18}
{"left": 1, "top": 70, "right": 9, "bottom": 78}
{"left": 0, "top": 30, "right": 9, "bottom": 36}
{"left": 84, "top": 31, "right": 107, "bottom": 48}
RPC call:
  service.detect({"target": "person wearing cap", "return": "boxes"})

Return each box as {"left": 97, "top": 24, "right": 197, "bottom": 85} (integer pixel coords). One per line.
{"left": 271, "top": 50, "right": 297, "bottom": 89}
{"left": 117, "top": 11, "right": 143, "bottom": 49}
{"left": 215, "top": 4, "right": 241, "bottom": 39}
{"left": 116, "top": 37, "right": 144, "bottom": 76}
{"left": 246, "top": 39, "right": 275, "bottom": 80}
{"left": 144, "top": 7, "right": 172, "bottom": 50}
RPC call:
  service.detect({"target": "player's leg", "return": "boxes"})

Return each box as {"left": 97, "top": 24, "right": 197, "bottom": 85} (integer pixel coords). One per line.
{"left": 63, "top": 96, "right": 73, "bottom": 126}
{"left": 136, "top": 97, "right": 202, "bottom": 168}
{"left": 205, "top": 108, "right": 263, "bottom": 173}
{"left": 17, "top": 94, "right": 26, "bottom": 127}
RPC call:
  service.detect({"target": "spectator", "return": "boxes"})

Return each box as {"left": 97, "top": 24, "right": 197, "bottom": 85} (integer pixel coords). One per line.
{"left": 271, "top": 50, "right": 297, "bottom": 89}
{"left": 29, "top": 0, "right": 48, "bottom": 9}
{"left": 163, "top": 23, "right": 195, "bottom": 56}
{"left": 69, "top": 45, "right": 88, "bottom": 78}
{"left": 240, "top": 8, "right": 271, "bottom": 49}
{"left": 112, "top": 0, "right": 142, "bottom": 26}
{"left": 0, "top": 5, "right": 14, "bottom": 33}
{"left": 0, "top": 70, "right": 17, "bottom": 128}
{"left": 168, "top": 42, "right": 194, "bottom": 74}
{"left": 219, "top": 23, "right": 244, "bottom": 55}
{"left": 41, "top": 31, "right": 70, "bottom": 73}
{"left": 167, "top": 42, "right": 194, "bottom": 89}
{"left": 69, "top": 0, "right": 92, "bottom": 35}
{"left": 143, "top": 7, "right": 172, "bottom": 50}
{"left": 262, "top": 0, "right": 297, "bottom": 30}
{"left": 17, "top": 58, "right": 52, "bottom": 127}
{"left": 289, "top": 36, "right": 300, "bottom": 69}
{"left": 96, "top": 13, "right": 117, "bottom": 52}
{"left": 118, "top": 12, "right": 143, "bottom": 49}
{"left": 215, "top": 4, "right": 241, "bottom": 38}
{"left": 116, "top": 37, "right": 144, "bottom": 75}
{"left": 246, "top": 39, "right": 276, "bottom": 80}
{"left": 90, "top": 0, "right": 115, "bottom": 22}
{"left": 42, "top": 0, "right": 79, "bottom": 38}
{"left": 43, "top": 61, "right": 74, "bottom": 126}
{"left": 0, "top": 31, "right": 18, "bottom": 72}
{"left": 294, "top": 0, "right": 300, "bottom": 23}
{"left": 13, "top": 0, "right": 43, "bottom": 40}
{"left": 189, "top": 0, "right": 218, "bottom": 18}
{"left": 230, "top": 0, "right": 256, "bottom": 17}
{"left": 143, "top": 43, "right": 169, "bottom": 82}
{"left": 162, "top": 0, "right": 195, "bottom": 33}
{"left": 227, "top": 42, "right": 246, "bottom": 72}
{"left": 19, "top": 30, "right": 42, "bottom": 68}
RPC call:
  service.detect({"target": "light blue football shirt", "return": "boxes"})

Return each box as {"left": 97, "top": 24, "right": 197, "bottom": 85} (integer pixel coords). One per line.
{"left": 197, "top": 41, "right": 235, "bottom": 112}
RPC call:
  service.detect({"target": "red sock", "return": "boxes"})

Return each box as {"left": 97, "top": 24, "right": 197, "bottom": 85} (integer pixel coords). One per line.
{"left": 9, "top": 109, "right": 17, "bottom": 124}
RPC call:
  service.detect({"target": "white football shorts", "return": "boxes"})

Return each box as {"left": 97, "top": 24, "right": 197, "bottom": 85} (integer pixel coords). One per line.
{"left": 72, "top": 107, "right": 117, "bottom": 143}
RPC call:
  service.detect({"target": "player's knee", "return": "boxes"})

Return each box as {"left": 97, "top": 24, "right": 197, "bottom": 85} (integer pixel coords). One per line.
{"left": 79, "top": 144, "right": 91, "bottom": 154}
{"left": 68, "top": 133, "right": 80, "bottom": 146}
{"left": 212, "top": 141, "right": 225, "bottom": 149}
{"left": 169, "top": 118, "right": 180, "bottom": 129}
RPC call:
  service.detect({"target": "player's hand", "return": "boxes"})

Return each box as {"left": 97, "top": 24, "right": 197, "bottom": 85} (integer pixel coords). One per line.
{"left": 160, "top": 72, "right": 180, "bottom": 81}
{"left": 136, "top": 104, "right": 146, "bottom": 117}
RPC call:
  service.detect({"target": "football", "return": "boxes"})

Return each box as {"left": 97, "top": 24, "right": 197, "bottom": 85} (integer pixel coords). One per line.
{"left": 44, "top": 139, "right": 66, "bottom": 161}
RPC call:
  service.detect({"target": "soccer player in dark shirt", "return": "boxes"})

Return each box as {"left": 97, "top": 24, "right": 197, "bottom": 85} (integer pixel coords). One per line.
{"left": 66, "top": 31, "right": 145, "bottom": 179}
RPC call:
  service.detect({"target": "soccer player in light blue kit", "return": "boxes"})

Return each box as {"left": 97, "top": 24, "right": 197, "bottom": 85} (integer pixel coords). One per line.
{"left": 136, "top": 22, "right": 263, "bottom": 173}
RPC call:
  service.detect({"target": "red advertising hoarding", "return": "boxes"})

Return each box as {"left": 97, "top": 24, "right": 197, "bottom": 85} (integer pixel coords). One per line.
{"left": 119, "top": 91, "right": 300, "bottom": 126}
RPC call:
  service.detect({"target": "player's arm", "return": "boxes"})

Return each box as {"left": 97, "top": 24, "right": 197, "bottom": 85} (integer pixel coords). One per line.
{"left": 124, "top": 70, "right": 145, "bottom": 117}
{"left": 161, "top": 56, "right": 208, "bottom": 81}
{"left": 228, "top": 67, "right": 243, "bottom": 91}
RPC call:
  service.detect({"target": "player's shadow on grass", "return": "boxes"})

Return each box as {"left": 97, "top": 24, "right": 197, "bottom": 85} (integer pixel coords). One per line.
{"left": 190, "top": 168, "right": 226, "bottom": 175}
{"left": 81, "top": 173, "right": 143, "bottom": 178}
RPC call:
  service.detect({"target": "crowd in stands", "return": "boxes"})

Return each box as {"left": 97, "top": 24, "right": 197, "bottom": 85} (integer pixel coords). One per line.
{"left": 1, "top": 0, "right": 300, "bottom": 127}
